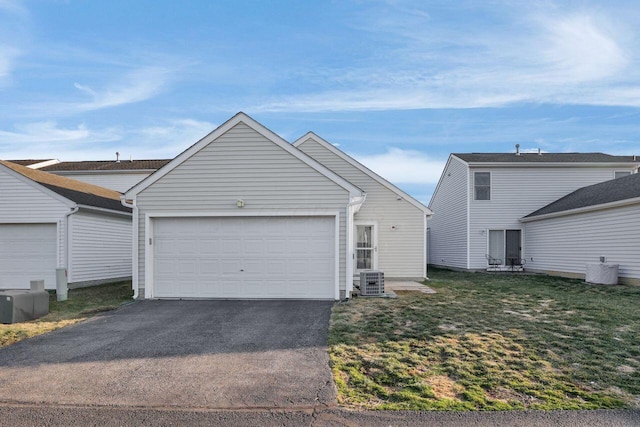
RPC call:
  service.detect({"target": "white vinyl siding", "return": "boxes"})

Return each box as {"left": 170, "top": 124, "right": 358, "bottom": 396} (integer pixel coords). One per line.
{"left": 297, "top": 138, "right": 426, "bottom": 278}
{"left": 135, "top": 123, "right": 351, "bottom": 297}
{"left": 0, "top": 167, "right": 70, "bottom": 271}
{"left": 0, "top": 224, "right": 57, "bottom": 289}
{"left": 468, "top": 166, "right": 629, "bottom": 269}
{"left": 523, "top": 203, "right": 640, "bottom": 283}
{"left": 51, "top": 172, "right": 151, "bottom": 192}
{"left": 68, "top": 210, "right": 132, "bottom": 284}
{"left": 428, "top": 156, "right": 468, "bottom": 269}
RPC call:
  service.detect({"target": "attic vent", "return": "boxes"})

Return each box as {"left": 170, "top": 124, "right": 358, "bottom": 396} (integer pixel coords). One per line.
{"left": 359, "top": 271, "right": 384, "bottom": 296}
{"left": 116, "top": 152, "right": 120, "bottom": 163}
{"left": 515, "top": 144, "right": 520, "bottom": 156}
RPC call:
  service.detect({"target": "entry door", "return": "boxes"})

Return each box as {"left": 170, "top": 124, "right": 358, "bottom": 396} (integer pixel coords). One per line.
{"left": 355, "top": 224, "right": 376, "bottom": 272}
{"left": 505, "top": 230, "right": 522, "bottom": 266}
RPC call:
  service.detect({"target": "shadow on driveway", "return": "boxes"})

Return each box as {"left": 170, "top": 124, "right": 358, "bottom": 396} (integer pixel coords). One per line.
{"left": 0, "top": 300, "right": 336, "bottom": 409}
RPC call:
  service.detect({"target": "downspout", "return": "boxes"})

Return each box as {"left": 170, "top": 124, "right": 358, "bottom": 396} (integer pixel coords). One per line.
{"left": 346, "top": 193, "right": 367, "bottom": 298}
{"left": 65, "top": 206, "right": 79, "bottom": 281}
{"left": 121, "top": 196, "right": 138, "bottom": 299}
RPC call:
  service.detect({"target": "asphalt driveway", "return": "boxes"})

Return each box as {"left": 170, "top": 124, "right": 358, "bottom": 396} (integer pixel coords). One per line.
{"left": 0, "top": 300, "right": 336, "bottom": 409}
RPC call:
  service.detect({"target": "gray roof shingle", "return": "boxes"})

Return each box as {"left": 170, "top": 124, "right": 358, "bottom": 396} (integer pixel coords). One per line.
{"left": 525, "top": 173, "right": 640, "bottom": 218}
{"left": 41, "top": 159, "right": 171, "bottom": 171}
{"left": 454, "top": 153, "right": 639, "bottom": 163}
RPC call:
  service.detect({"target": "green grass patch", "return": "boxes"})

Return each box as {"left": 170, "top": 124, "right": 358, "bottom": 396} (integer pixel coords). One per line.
{"left": 0, "top": 281, "right": 133, "bottom": 347}
{"left": 329, "top": 269, "right": 640, "bottom": 410}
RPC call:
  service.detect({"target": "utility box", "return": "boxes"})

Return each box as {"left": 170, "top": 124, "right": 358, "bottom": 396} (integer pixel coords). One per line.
{"left": 586, "top": 263, "right": 619, "bottom": 285}
{"left": 0, "top": 290, "right": 50, "bottom": 324}
{"left": 359, "top": 271, "right": 385, "bottom": 296}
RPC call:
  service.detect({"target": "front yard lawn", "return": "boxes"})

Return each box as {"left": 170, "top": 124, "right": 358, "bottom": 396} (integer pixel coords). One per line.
{"left": 0, "top": 281, "right": 133, "bottom": 347}
{"left": 329, "top": 268, "right": 640, "bottom": 410}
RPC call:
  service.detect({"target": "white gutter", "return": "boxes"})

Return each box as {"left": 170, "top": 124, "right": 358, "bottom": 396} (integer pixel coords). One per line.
{"left": 121, "top": 196, "right": 139, "bottom": 299}
{"left": 64, "top": 206, "right": 79, "bottom": 280}
{"left": 75, "top": 204, "right": 132, "bottom": 217}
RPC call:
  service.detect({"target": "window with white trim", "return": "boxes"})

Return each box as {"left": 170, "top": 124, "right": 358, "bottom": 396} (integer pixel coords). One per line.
{"left": 474, "top": 172, "right": 491, "bottom": 200}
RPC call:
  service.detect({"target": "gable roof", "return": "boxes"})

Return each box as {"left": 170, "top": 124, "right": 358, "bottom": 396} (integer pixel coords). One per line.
{"left": 0, "top": 161, "right": 131, "bottom": 213}
{"left": 41, "top": 159, "right": 171, "bottom": 172}
{"left": 523, "top": 173, "right": 640, "bottom": 220}
{"left": 454, "top": 153, "right": 639, "bottom": 164}
{"left": 125, "top": 112, "right": 363, "bottom": 199}
{"left": 293, "top": 132, "right": 432, "bottom": 215}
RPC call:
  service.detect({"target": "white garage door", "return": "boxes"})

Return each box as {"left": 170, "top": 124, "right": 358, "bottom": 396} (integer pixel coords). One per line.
{"left": 152, "top": 216, "right": 336, "bottom": 299}
{"left": 0, "top": 224, "right": 57, "bottom": 289}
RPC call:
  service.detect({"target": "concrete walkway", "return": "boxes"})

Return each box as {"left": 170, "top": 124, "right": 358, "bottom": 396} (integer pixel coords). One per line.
{"left": 385, "top": 280, "right": 436, "bottom": 296}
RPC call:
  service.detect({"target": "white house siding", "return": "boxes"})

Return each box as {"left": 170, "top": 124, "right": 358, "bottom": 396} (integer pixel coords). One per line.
{"left": 68, "top": 210, "right": 132, "bottom": 284}
{"left": 51, "top": 172, "right": 151, "bottom": 192}
{"left": 297, "top": 138, "right": 426, "bottom": 278}
{"left": 0, "top": 167, "right": 70, "bottom": 270}
{"left": 135, "top": 123, "right": 352, "bottom": 297}
{"left": 467, "top": 166, "right": 629, "bottom": 269}
{"left": 428, "top": 156, "right": 468, "bottom": 269}
{"left": 523, "top": 204, "right": 640, "bottom": 284}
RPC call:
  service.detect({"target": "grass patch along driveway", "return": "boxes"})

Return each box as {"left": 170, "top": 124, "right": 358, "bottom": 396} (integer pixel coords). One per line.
{"left": 329, "top": 268, "right": 640, "bottom": 410}
{"left": 0, "top": 281, "right": 133, "bottom": 348}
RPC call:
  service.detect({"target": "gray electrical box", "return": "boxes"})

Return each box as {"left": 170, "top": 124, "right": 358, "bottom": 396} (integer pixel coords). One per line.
{"left": 0, "top": 290, "right": 50, "bottom": 324}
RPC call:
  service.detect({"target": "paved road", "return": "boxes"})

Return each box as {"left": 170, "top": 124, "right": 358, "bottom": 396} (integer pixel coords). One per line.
{"left": 0, "top": 405, "right": 638, "bottom": 426}
{"left": 0, "top": 300, "right": 336, "bottom": 409}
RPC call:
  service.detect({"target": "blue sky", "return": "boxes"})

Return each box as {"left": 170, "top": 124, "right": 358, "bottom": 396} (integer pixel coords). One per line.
{"left": 1, "top": 1, "right": 640, "bottom": 202}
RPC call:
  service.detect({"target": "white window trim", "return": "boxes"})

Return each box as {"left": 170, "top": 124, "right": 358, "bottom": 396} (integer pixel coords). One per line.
{"left": 144, "top": 210, "right": 342, "bottom": 300}
{"left": 354, "top": 220, "right": 379, "bottom": 272}
{"left": 474, "top": 171, "right": 491, "bottom": 201}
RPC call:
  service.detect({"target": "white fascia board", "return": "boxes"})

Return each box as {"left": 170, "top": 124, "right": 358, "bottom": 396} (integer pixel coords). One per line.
{"left": 27, "top": 159, "right": 60, "bottom": 169}
{"left": 465, "top": 161, "right": 640, "bottom": 169}
{"left": 0, "top": 163, "right": 76, "bottom": 209}
{"left": 294, "top": 132, "right": 432, "bottom": 215}
{"left": 519, "top": 197, "right": 640, "bottom": 223}
{"left": 125, "top": 112, "right": 363, "bottom": 199}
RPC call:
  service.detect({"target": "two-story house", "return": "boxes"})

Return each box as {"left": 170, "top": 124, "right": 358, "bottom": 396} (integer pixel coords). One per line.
{"left": 428, "top": 148, "right": 639, "bottom": 272}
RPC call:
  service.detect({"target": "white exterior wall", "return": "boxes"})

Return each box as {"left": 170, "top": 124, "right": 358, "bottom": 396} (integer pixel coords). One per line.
{"left": 68, "top": 210, "right": 132, "bottom": 284}
{"left": 134, "top": 123, "right": 352, "bottom": 297}
{"left": 467, "top": 166, "right": 631, "bottom": 269}
{"left": 296, "top": 138, "right": 426, "bottom": 278}
{"left": 428, "top": 156, "right": 468, "bottom": 269}
{"left": 0, "top": 167, "right": 70, "bottom": 268}
{"left": 51, "top": 172, "right": 151, "bottom": 192}
{"left": 523, "top": 203, "right": 640, "bottom": 283}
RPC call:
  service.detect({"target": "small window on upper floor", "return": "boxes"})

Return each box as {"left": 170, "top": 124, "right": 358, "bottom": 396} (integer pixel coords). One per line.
{"left": 615, "top": 171, "right": 632, "bottom": 179}
{"left": 474, "top": 172, "right": 491, "bottom": 200}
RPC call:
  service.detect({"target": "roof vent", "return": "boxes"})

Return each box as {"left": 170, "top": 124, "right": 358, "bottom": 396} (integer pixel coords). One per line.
{"left": 115, "top": 152, "right": 120, "bottom": 163}
{"left": 515, "top": 144, "right": 521, "bottom": 156}
{"left": 538, "top": 148, "right": 542, "bottom": 156}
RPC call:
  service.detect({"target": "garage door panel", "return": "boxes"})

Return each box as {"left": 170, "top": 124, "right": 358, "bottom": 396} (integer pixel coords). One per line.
{"left": 153, "top": 216, "right": 335, "bottom": 299}
{"left": 0, "top": 224, "right": 57, "bottom": 290}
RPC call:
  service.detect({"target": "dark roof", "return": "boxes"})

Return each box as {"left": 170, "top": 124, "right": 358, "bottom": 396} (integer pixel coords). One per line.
{"left": 454, "top": 153, "right": 639, "bottom": 163}
{"left": 41, "top": 159, "right": 171, "bottom": 172}
{"left": 6, "top": 159, "right": 54, "bottom": 166}
{"left": 0, "top": 161, "right": 131, "bottom": 214}
{"left": 39, "top": 184, "right": 131, "bottom": 213}
{"left": 525, "top": 173, "right": 640, "bottom": 218}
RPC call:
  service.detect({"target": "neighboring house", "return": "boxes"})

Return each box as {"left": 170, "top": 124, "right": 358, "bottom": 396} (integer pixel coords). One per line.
{"left": 0, "top": 161, "right": 132, "bottom": 289}
{"left": 7, "top": 159, "right": 61, "bottom": 169}
{"left": 293, "top": 132, "right": 432, "bottom": 281}
{"left": 521, "top": 173, "right": 640, "bottom": 285}
{"left": 40, "top": 159, "right": 171, "bottom": 192}
{"left": 123, "top": 112, "right": 428, "bottom": 301}
{"left": 428, "top": 150, "right": 640, "bottom": 271}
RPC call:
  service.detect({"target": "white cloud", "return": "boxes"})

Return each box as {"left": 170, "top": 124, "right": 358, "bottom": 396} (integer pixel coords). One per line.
{"left": 0, "top": 0, "right": 28, "bottom": 85}
{"left": 352, "top": 148, "right": 445, "bottom": 185}
{"left": 253, "top": 3, "right": 640, "bottom": 112}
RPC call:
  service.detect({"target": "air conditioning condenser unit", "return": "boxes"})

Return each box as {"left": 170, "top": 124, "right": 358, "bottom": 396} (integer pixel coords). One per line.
{"left": 359, "top": 271, "right": 384, "bottom": 296}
